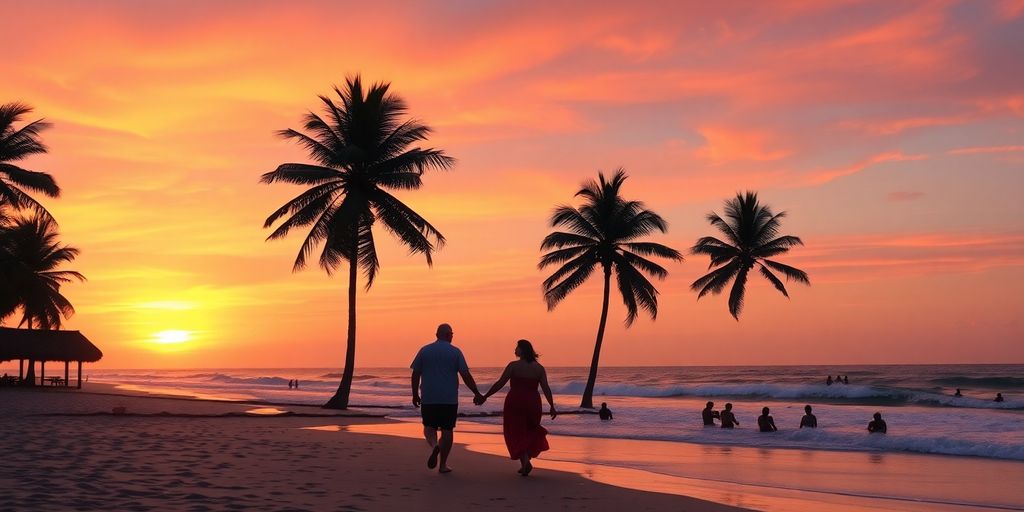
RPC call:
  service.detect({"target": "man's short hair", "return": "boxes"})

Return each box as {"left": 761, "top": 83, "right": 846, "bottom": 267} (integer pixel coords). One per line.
{"left": 436, "top": 323, "right": 452, "bottom": 337}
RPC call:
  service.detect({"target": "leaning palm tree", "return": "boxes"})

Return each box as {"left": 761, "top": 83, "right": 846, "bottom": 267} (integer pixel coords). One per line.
{"left": 691, "top": 191, "right": 809, "bottom": 319}
{"left": 0, "top": 103, "right": 60, "bottom": 218}
{"left": 261, "top": 76, "right": 454, "bottom": 409}
{"left": 0, "top": 214, "right": 84, "bottom": 385}
{"left": 540, "top": 169, "right": 683, "bottom": 408}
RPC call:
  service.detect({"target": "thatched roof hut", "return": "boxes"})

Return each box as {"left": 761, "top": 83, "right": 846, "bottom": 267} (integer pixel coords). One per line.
{"left": 0, "top": 327, "right": 102, "bottom": 388}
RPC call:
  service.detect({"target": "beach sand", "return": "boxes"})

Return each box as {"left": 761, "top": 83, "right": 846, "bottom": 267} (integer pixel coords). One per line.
{"left": 0, "top": 385, "right": 743, "bottom": 511}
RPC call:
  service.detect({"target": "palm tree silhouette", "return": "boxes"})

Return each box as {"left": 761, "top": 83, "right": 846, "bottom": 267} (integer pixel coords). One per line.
{"left": 261, "top": 76, "right": 453, "bottom": 409}
{"left": 0, "top": 214, "right": 84, "bottom": 385}
{"left": 691, "top": 192, "right": 809, "bottom": 319}
{"left": 540, "top": 170, "right": 682, "bottom": 408}
{"left": 0, "top": 103, "right": 60, "bottom": 219}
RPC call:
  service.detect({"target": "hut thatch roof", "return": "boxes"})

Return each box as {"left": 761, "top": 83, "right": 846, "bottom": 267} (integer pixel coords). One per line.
{"left": 0, "top": 327, "right": 103, "bottom": 362}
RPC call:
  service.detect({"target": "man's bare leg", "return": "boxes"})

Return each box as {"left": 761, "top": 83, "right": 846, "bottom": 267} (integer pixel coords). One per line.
{"left": 438, "top": 428, "right": 454, "bottom": 473}
{"left": 424, "top": 426, "right": 440, "bottom": 469}
{"left": 423, "top": 426, "right": 438, "bottom": 448}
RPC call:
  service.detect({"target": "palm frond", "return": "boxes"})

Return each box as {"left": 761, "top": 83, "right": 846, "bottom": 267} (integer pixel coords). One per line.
{"left": 540, "top": 231, "right": 598, "bottom": 252}
{"left": 538, "top": 245, "right": 590, "bottom": 269}
{"left": 265, "top": 189, "right": 337, "bottom": 241}
{"left": 550, "top": 205, "right": 602, "bottom": 239}
{"left": 542, "top": 253, "right": 598, "bottom": 310}
{"left": 372, "top": 190, "right": 445, "bottom": 264}
{"left": 728, "top": 266, "right": 750, "bottom": 320}
{"left": 618, "top": 250, "right": 669, "bottom": 280}
{"left": 259, "top": 163, "right": 340, "bottom": 186}
{"left": 623, "top": 241, "right": 684, "bottom": 261}
{"left": 613, "top": 255, "right": 659, "bottom": 325}
{"left": 763, "top": 259, "right": 810, "bottom": 284}
{"left": 691, "top": 260, "right": 740, "bottom": 298}
{"left": 706, "top": 212, "right": 741, "bottom": 246}
{"left": 0, "top": 163, "right": 60, "bottom": 197}
{"left": 758, "top": 263, "right": 788, "bottom": 298}
{"left": 752, "top": 235, "right": 803, "bottom": 258}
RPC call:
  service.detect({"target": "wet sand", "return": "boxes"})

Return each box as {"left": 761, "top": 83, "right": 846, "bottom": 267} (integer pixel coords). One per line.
{"left": 0, "top": 385, "right": 742, "bottom": 511}
{"left": 341, "top": 421, "right": 1024, "bottom": 511}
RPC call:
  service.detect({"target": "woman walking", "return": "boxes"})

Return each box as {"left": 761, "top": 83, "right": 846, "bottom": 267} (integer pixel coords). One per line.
{"left": 479, "top": 339, "right": 557, "bottom": 475}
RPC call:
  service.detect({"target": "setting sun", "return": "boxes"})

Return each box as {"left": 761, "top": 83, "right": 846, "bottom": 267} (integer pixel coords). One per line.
{"left": 153, "top": 330, "right": 191, "bottom": 344}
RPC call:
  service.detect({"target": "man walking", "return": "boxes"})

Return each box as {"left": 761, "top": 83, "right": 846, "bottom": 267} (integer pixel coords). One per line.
{"left": 411, "top": 323, "right": 483, "bottom": 473}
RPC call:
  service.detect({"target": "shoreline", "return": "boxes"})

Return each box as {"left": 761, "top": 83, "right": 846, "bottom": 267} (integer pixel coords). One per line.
{"left": 8, "top": 384, "right": 1023, "bottom": 510}
{"left": 79, "top": 381, "right": 1024, "bottom": 463}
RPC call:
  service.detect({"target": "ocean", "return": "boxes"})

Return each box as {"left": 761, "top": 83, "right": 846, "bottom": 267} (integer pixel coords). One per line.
{"left": 77, "top": 364, "right": 1024, "bottom": 462}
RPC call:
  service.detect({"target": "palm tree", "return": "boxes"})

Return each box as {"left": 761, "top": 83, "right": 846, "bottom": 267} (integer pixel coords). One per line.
{"left": 0, "top": 102, "right": 60, "bottom": 218}
{"left": 261, "top": 76, "right": 454, "bottom": 409}
{"left": 540, "top": 169, "right": 683, "bottom": 408}
{"left": 691, "top": 191, "right": 809, "bottom": 319}
{"left": 0, "top": 214, "right": 84, "bottom": 385}
{"left": 0, "top": 206, "right": 15, "bottom": 320}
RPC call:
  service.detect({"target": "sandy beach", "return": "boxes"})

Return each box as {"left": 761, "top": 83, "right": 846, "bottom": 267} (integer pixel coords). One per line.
{"left": 0, "top": 385, "right": 743, "bottom": 512}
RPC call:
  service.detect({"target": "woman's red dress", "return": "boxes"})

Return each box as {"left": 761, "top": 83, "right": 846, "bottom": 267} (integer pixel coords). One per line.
{"left": 502, "top": 376, "right": 550, "bottom": 459}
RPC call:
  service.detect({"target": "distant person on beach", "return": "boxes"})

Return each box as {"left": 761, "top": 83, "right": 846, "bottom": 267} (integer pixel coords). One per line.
{"left": 995, "top": 393, "right": 1005, "bottom": 402}
{"left": 478, "top": 339, "right": 556, "bottom": 476}
{"left": 411, "top": 323, "right": 484, "bottom": 474}
{"left": 757, "top": 407, "right": 778, "bottom": 432}
{"left": 954, "top": 388, "right": 962, "bottom": 397}
{"left": 720, "top": 403, "right": 739, "bottom": 428}
{"left": 294, "top": 380, "right": 299, "bottom": 389}
{"left": 702, "top": 401, "right": 720, "bottom": 426}
{"left": 599, "top": 402, "right": 613, "bottom": 420}
{"left": 843, "top": 376, "right": 849, "bottom": 385}
{"left": 826, "top": 375, "right": 833, "bottom": 386}
{"left": 800, "top": 405, "right": 817, "bottom": 428}
{"left": 867, "top": 412, "right": 887, "bottom": 433}
{"left": 836, "top": 374, "right": 844, "bottom": 384}
{"left": 288, "top": 379, "right": 293, "bottom": 389}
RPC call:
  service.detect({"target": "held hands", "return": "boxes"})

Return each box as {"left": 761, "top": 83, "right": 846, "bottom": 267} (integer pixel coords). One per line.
{"left": 473, "top": 392, "right": 487, "bottom": 406}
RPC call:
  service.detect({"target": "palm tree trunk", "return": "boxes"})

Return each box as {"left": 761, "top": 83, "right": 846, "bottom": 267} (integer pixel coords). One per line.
{"left": 24, "top": 319, "right": 36, "bottom": 386}
{"left": 580, "top": 266, "right": 612, "bottom": 408}
{"left": 324, "top": 244, "right": 358, "bottom": 410}
{"left": 24, "top": 359, "right": 36, "bottom": 387}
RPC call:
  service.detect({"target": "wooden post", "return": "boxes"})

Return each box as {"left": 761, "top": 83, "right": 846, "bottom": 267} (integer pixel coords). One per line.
{"left": 41, "top": 361, "right": 45, "bottom": 386}
{"left": 64, "top": 361, "right": 69, "bottom": 387}
{"left": 19, "top": 359, "right": 23, "bottom": 380}
{"left": 77, "top": 361, "right": 82, "bottom": 389}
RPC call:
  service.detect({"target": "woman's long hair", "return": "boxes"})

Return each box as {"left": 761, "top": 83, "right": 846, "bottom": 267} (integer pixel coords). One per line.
{"left": 517, "top": 339, "right": 539, "bottom": 363}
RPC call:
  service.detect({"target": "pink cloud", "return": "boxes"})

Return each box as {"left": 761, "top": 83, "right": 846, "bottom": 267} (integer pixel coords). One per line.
{"left": 948, "top": 145, "right": 1024, "bottom": 155}
{"left": 802, "top": 151, "right": 929, "bottom": 186}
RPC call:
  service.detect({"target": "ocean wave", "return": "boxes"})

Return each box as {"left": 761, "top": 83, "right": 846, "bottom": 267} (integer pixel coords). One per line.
{"left": 320, "top": 373, "right": 380, "bottom": 381}
{"left": 552, "top": 381, "right": 1023, "bottom": 409}
{"left": 205, "top": 374, "right": 292, "bottom": 386}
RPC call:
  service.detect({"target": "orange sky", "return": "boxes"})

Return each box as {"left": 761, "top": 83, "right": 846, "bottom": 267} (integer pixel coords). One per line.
{"left": 2, "top": 0, "right": 1023, "bottom": 368}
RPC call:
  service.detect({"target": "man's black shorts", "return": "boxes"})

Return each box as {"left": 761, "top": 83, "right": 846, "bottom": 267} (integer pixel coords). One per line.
{"left": 421, "top": 404, "right": 458, "bottom": 430}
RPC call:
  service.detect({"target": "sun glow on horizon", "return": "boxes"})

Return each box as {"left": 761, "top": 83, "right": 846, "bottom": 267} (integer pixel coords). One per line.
{"left": 152, "top": 330, "right": 192, "bottom": 345}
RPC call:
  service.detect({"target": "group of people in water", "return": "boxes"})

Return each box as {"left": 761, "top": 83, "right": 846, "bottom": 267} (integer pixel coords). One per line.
{"left": 701, "top": 401, "right": 887, "bottom": 433}
{"left": 287, "top": 379, "right": 300, "bottom": 389}
{"left": 826, "top": 375, "right": 849, "bottom": 386}
{"left": 954, "top": 388, "right": 1006, "bottom": 402}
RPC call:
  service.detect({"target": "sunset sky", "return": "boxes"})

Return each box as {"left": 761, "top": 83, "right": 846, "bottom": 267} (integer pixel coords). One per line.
{"left": 2, "top": 0, "right": 1023, "bottom": 369}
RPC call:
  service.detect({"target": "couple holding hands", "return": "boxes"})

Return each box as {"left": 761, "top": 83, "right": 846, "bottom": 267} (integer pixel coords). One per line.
{"left": 411, "top": 323, "right": 557, "bottom": 476}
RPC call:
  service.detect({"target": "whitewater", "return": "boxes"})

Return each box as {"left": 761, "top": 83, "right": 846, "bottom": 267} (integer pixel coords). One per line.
{"left": 80, "top": 364, "right": 1024, "bottom": 462}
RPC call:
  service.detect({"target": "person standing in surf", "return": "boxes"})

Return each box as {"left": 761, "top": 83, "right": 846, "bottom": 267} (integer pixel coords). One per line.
{"left": 720, "top": 403, "right": 740, "bottom": 428}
